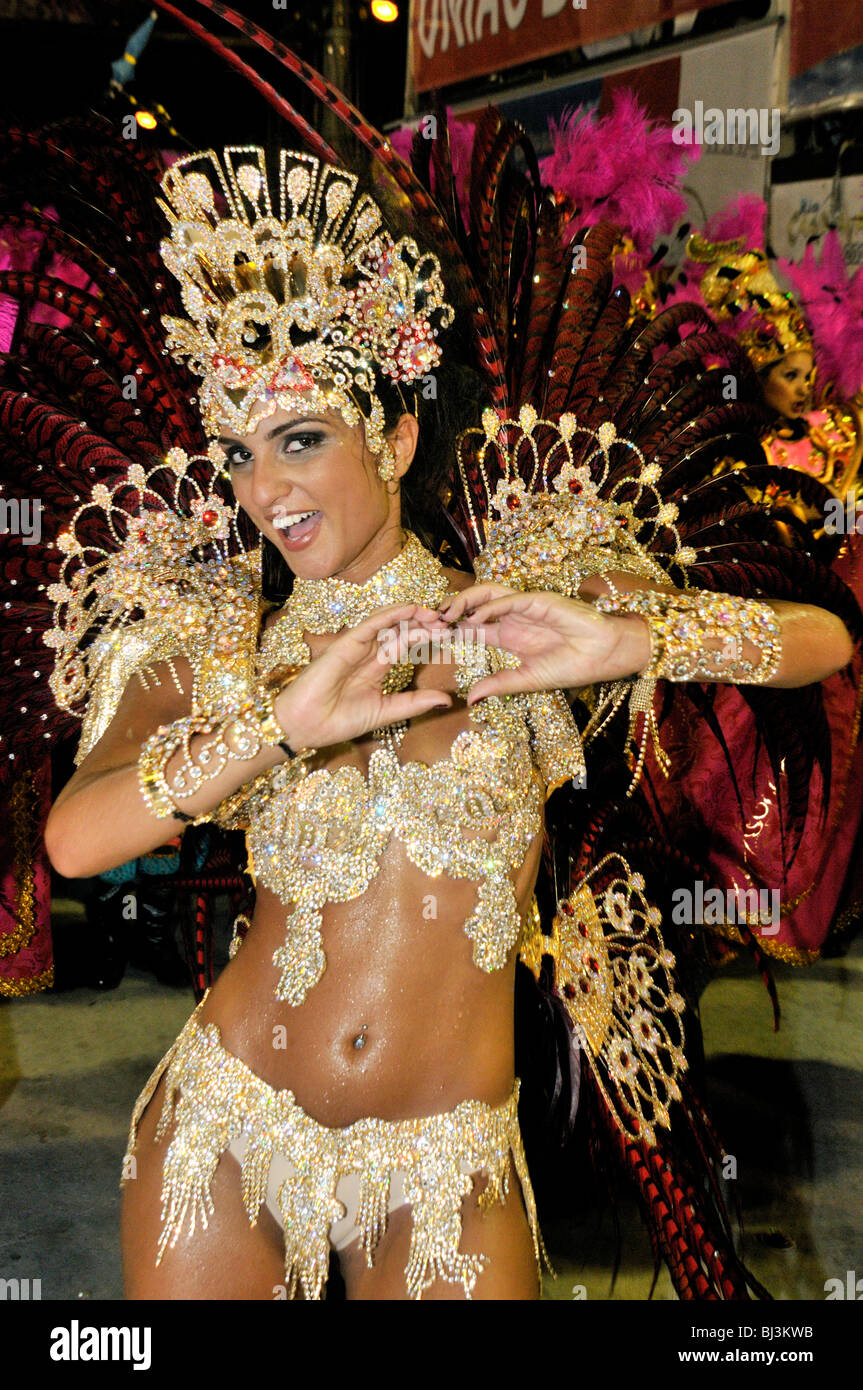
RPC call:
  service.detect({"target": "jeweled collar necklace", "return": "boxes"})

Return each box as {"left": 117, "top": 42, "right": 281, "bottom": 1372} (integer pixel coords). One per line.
{"left": 258, "top": 530, "right": 451, "bottom": 670}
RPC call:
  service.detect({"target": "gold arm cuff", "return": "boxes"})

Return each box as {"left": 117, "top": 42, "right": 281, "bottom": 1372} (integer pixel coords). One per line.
{"left": 595, "top": 588, "right": 782, "bottom": 684}
{"left": 138, "top": 726, "right": 184, "bottom": 819}
{"left": 137, "top": 676, "right": 316, "bottom": 824}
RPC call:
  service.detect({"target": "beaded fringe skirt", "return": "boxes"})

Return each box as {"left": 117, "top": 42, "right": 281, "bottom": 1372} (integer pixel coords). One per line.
{"left": 123, "top": 1005, "right": 543, "bottom": 1300}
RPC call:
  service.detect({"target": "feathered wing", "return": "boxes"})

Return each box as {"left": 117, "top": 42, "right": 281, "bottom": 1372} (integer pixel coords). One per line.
{"left": 444, "top": 169, "right": 860, "bottom": 908}
{"left": 0, "top": 116, "right": 216, "bottom": 994}
{"left": 402, "top": 106, "right": 860, "bottom": 1294}
{"left": 0, "top": 116, "right": 212, "bottom": 759}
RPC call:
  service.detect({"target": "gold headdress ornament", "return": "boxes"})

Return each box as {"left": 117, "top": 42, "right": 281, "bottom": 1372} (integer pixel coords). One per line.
{"left": 687, "top": 232, "right": 812, "bottom": 373}
{"left": 459, "top": 404, "right": 696, "bottom": 587}
{"left": 157, "top": 147, "right": 454, "bottom": 478}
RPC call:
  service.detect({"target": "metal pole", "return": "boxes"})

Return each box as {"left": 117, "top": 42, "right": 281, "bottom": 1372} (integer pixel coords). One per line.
{"left": 404, "top": 0, "right": 417, "bottom": 119}
{"left": 322, "top": 0, "right": 352, "bottom": 151}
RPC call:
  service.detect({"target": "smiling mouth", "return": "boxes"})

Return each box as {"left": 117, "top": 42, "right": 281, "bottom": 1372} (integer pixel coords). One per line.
{"left": 272, "top": 509, "right": 322, "bottom": 538}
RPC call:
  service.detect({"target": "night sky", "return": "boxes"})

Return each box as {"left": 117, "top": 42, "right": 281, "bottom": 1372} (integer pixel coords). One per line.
{"left": 0, "top": 2, "right": 410, "bottom": 148}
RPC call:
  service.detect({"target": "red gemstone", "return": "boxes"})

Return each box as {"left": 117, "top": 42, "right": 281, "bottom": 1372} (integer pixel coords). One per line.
{"left": 568, "top": 480, "right": 582, "bottom": 494}
{"left": 137, "top": 528, "right": 148, "bottom": 543}
{"left": 201, "top": 509, "right": 218, "bottom": 527}
{"left": 506, "top": 494, "right": 520, "bottom": 511}
{"left": 561, "top": 902, "right": 574, "bottom": 917}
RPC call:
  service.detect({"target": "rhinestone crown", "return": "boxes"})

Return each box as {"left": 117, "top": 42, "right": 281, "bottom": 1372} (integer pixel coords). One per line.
{"left": 158, "top": 147, "right": 454, "bottom": 453}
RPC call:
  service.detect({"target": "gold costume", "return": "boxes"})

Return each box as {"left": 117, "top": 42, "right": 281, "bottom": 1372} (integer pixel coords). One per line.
{"left": 44, "top": 145, "right": 785, "bottom": 1300}
{"left": 113, "top": 532, "right": 573, "bottom": 1298}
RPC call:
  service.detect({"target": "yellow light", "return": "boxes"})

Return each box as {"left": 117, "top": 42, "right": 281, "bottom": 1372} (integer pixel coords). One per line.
{"left": 371, "top": 0, "right": 399, "bottom": 20}
{"left": 136, "top": 110, "right": 158, "bottom": 130}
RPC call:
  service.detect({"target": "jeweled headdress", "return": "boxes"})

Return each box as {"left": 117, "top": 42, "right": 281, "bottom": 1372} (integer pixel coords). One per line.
{"left": 157, "top": 147, "right": 454, "bottom": 471}
{"left": 687, "top": 233, "right": 812, "bottom": 372}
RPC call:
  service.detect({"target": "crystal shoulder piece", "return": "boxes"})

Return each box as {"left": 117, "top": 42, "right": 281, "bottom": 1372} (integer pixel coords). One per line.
{"left": 44, "top": 451, "right": 263, "bottom": 763}
{"left": 457, "top": 409, "right": 707, "bottom": 793}
{"left": 463, "top": 408, "right": 694, "bottom": 594}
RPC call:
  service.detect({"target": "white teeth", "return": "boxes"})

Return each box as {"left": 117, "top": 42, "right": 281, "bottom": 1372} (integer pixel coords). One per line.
{"left": 273, "top": 510, "right": 318, "bottom": 530}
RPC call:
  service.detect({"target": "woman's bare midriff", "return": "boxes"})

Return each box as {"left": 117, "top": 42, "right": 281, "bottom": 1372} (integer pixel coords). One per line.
{"left": 196, "top": 703, "right": 545, "bottom": 1127}
{"left": 195, "top": 566, "right": 546, "bottom": 1127}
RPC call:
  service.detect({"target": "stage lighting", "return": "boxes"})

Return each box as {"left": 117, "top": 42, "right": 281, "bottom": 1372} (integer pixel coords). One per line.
{"left": 371, "top": 1, "right": 399, "bottom": 21}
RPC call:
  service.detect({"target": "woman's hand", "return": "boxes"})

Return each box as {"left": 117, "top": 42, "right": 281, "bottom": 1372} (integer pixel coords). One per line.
{"left": 437, "top": 584, "right": 650, "bottom": 702}
{"left": 273, "top": 601, "right": 453, "bottom": 748}
{"left": 439, "top": 581, "right": 856, "bottom": 696}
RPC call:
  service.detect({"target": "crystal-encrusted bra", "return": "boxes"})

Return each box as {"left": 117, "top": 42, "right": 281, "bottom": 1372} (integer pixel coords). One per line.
{"left": 249, "top": 715, "right": 545, "bottom": 1004}
{"left": 214, "top": 632, "right": 582, "bottom": 1007}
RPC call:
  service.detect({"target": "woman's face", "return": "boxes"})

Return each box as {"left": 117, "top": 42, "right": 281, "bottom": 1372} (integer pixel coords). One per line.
{"left": 218, "top": 406, "right": 417, "bottom": 582}
{"left": 761, "top": 351, "right": 814, "bottom": 420}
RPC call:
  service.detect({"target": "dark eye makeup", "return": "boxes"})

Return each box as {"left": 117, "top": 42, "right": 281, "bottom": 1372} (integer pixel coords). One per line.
{"left": 222, "top": 442, "right": 253, "bottom": 467}
{"left": 221, "top": 429, "right": 328, "bottom": 467}
{"left": 281, "top": 429, "right": 326, "bottom": 453}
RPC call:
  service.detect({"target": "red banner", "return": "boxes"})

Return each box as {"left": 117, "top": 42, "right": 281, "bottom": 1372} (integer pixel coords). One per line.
{"left": 411, "top": 0, "right": 728, "bottom": 93}
{"left": 790, "top": 0, "right": 863, "bottom": 77}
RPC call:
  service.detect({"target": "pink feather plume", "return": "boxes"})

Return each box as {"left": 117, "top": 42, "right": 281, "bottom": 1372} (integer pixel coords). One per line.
{"left": 538, "top": 89, "right": 701, "bottom": 256}
{"left": 778, "top": 231, "right": 863, "bottom": 401}
{"left": 703, "top": 194, "right": 768, "bottom": 250}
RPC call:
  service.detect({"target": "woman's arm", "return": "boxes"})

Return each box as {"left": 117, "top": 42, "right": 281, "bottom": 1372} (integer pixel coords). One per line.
{"left": 437, "top": 574, "right": 853, "bottom": 702}
{"left": 44, "top": 652, "right": 287, "bottom": 879}
{"left": 45, "top": 602, "right": 452, "bottom": 879}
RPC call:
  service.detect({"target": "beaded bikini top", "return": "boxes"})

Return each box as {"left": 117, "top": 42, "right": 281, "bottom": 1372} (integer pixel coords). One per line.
{"left": 64, "top": 517, "right": 585, "bottom": 1006}
{"left": 239, "top": 656, "right": 544, "bottom": 1006}
{"left": 230, "top": 589, "right": 581, "bottom": 1005}
{"left": 244, "top": 635, "right": 560, "bottom": 1005}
